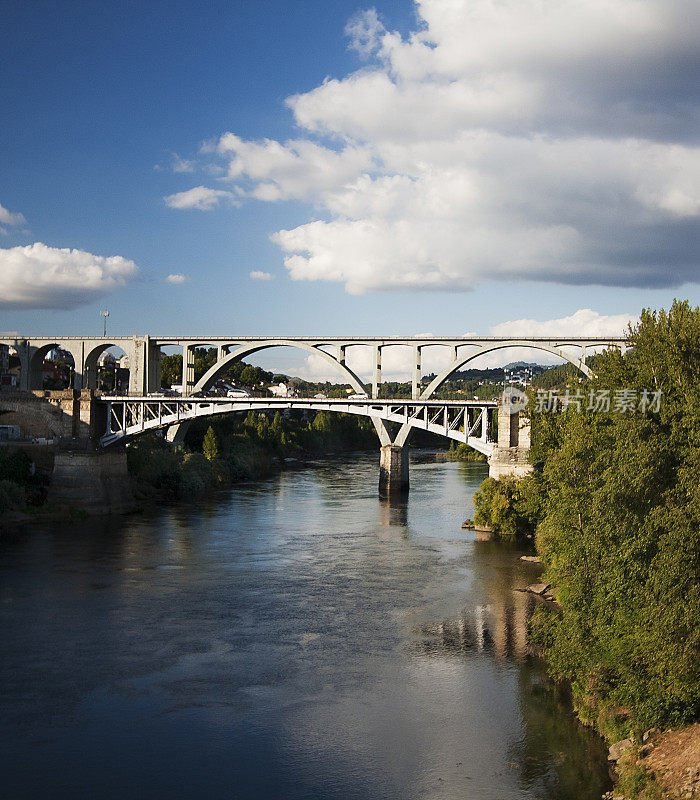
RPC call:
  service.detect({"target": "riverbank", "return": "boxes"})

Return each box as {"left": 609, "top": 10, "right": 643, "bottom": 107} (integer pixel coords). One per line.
{"left": 603, "top": 723, "right": 700, "bottom": 800}
{"left": 467, "top": 304, "right": 700, "bottom": 800}
{"left": 517, "top": 546, "right": 700, "bottom": 799}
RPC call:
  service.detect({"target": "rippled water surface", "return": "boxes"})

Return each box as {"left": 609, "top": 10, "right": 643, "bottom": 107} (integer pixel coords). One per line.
{"left": 0, "top": 453, "right": 610, "bottom": 799}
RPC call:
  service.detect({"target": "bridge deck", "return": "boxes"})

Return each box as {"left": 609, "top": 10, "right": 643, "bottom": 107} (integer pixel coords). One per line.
{"left": 99, "top": 396, "right": 498, "bottom": 453}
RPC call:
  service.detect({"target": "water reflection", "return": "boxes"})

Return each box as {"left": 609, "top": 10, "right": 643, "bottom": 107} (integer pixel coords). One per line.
{"left": 378, "top": 495, "right": 408, "bottom": 527}
{"left": 0, "top": 453, "right": 610, "bottom": 800}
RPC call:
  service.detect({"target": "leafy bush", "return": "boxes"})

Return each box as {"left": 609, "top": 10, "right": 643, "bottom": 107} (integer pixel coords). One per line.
{"left": 473, "top": 475, "right": 540, "bottom": 538}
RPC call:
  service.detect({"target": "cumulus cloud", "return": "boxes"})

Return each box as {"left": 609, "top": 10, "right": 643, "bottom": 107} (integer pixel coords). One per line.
{"left": 166, "top": 273, "right": 187, "bottom": 284}
{"left": 0, "top": 202, "right": 26, "bottom": 227}
{"left": 0, "top": 242, "right": 138, "bottom": 309}
{"left": 164, "top": 186, "right": 234, "bottom": 210}
{"left": 173, "top": 0, "right": 700, "bottom": 293}
{"left": 249, "top": 270, "right": 273, "bottom": 281}
{"left": 489, "top": 308, "right": 636, "bottom": 338}
{"left": 475, "top": 308, "right": 638, "bottom": 366}
{"left": 216, "top": 134, "right": 373, "bottom": 201}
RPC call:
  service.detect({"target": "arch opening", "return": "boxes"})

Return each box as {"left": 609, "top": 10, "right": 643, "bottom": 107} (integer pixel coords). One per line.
{"left": 421, "top": 341, "right": 592, "bottom": 400}
{"left": 29, "top": 344, "right": 75, "bottom": 390}
{"left": 84, "top": 344, "right": 129, "bottom": 392}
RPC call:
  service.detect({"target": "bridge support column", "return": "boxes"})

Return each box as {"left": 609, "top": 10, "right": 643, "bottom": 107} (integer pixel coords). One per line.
{"left": 412, "top": 346, "right": 422, "bottom": 399}
{"left": 372, "top": 346, "right": 381, "bottom": 399}
{"left": 488, "top": 403, "right": 532, "bottom": 479}
{"left": 147, "top": 340, "right": 162, "bottom": 393}
{"left": 379, "top": 444, "right": 408, "bottom": 497}
{"left": 182, "top": 344, "right": 195, "bottom": 396}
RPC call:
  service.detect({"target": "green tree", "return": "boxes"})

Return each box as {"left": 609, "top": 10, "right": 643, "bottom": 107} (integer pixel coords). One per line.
{"left": 160, "top": 353, "right": 182, "bottom": 388}
{"left": 529, "top": 300, "right": 700, "bottom": 732}
{"left": 202, "top": 426, "right": 219, "bottom": 462}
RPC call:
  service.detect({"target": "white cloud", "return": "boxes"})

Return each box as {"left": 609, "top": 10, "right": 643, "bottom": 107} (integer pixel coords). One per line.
{"left": 171, "top": 0, "right": 700, "bottom": 293}
{"left": 489, "top": 308, "right": 637, "bottom": 338}
{"left": 164, "top": 186, "right": 234, "bottom": 210}
{"left": 171, "top": 153, "right": 195, "bottom": 173}
{"left": 0, "top": 202, "right": 26, "bottom": 227}
{"left": 0, "top": 242, "right": 138, "bottom": 310}
{"left": 249, "top": 270, "right": 273, "bottom": 281}
{"left": 216, "top": 134, "right": 373, "bottom": 201}
{"left": 166, "top": 273, "right": 187, "bottom": 284}
{"left": 467, "top": 309, "right": 638, "bottom": 366}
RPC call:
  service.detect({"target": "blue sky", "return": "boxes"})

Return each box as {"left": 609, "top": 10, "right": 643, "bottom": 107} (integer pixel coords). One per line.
{"left": 1, "top": 0, "right": 699, "bottom": 368}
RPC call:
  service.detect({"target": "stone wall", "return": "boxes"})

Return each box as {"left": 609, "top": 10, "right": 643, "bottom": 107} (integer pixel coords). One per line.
{"left": 47, "top": 449, "right": 135, "bottom": 515}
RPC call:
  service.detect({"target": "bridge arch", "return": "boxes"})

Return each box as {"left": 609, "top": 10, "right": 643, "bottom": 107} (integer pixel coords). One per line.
{"left": 390, "top": 340, "right": 592, "bottom": 447}
{"left": 193, "top": 340, "right": 367, "bottom": 394}
{"left": 28, "top": 342, "right": 78, "bottom": 390}
{"left": 170, "top": 340, "right": 393, "bottom": 446}
{"left": 84, "top": 342, "right": 128, "bottom": 390}
{"left": 420, "top": 340, "right": 592, "bottom": 402}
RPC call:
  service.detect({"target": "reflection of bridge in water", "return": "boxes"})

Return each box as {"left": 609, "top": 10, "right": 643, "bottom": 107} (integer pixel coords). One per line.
{"left": 410, "top": 544, "right": 537, "bottom": 663}
{"left": 1, "top": 333, "right": 626, "bottom": 506}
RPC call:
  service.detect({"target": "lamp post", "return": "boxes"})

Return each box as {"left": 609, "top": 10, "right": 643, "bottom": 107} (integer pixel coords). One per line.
{"left": 100, "top": 310, "right": 110, "bottom": 337}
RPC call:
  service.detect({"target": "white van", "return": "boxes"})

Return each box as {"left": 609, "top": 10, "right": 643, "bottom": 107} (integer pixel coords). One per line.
{"left": 227, "top": 387, "right": 251, "bottom": 398}
{"left": 347, "top": 392, "right": 369, "bottom": 400}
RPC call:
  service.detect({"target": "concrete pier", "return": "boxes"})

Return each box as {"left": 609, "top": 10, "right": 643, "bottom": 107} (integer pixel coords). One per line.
{"left": 379, "top": 445, "right": 409, "bottom": 497}
{"left": 488, "top": 403, "right": 533, "bottom": 479}
{"left": 47, "top": 449, "right": 135, "bottom": 514}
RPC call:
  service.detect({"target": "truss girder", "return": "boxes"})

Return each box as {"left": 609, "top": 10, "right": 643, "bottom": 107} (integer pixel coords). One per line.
{"left": 100, "top": 397, "right": 496, "bottom": 455}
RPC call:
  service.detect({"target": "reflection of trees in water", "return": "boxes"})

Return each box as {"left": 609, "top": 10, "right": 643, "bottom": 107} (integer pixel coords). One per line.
{"left": 409, "top": 604, "right": 611, "bottom": 800}
{"left": 509, "top": 664, "right": 612, "bottom": 800}
{"left": 410, "top": 590, "right": 531, "bottom": 661}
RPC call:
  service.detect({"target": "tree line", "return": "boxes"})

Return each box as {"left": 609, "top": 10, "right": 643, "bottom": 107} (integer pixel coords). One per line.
{"left": 475, "top": 300, "right": 700, "bottom": 739}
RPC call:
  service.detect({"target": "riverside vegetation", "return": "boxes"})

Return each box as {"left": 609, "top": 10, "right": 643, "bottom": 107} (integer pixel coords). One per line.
{"left": 126, "top": 409, "right": 379, "bottom": 502}
{"left": 473, "top": 301, "right": 700, "bottom": 799}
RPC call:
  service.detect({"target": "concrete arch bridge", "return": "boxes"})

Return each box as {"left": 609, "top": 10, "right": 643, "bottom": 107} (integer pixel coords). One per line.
{"left": 1, "top": 333, "right": 626, "bottom": 499}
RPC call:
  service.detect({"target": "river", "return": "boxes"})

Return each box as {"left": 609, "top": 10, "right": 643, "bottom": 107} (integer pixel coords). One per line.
{"left": 0, "top": 452, "right": 610, "bottom": 799}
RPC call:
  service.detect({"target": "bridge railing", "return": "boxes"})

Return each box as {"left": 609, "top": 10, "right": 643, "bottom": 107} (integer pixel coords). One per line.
{"left": 98, "top": 396, "right": 498, "bottom": 453}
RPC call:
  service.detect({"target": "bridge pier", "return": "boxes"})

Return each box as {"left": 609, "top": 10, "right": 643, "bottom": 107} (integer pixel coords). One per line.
{"left": 379, "top": 444, "right": 409, "bottom": 497}
{"left": 47, "top": 448, "right": 135, "bottom": 514}
{"left": 488, "top": 403, "right": 532, "bottom": 479}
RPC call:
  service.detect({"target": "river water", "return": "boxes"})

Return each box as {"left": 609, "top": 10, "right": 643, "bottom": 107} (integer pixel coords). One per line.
{"left": 0, "top": 453, "right": 610, "bottom": 800}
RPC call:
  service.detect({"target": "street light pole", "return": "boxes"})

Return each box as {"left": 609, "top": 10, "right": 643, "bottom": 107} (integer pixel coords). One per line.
{"left": 100, "top": 310, "right": 110, "bottom": 337}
